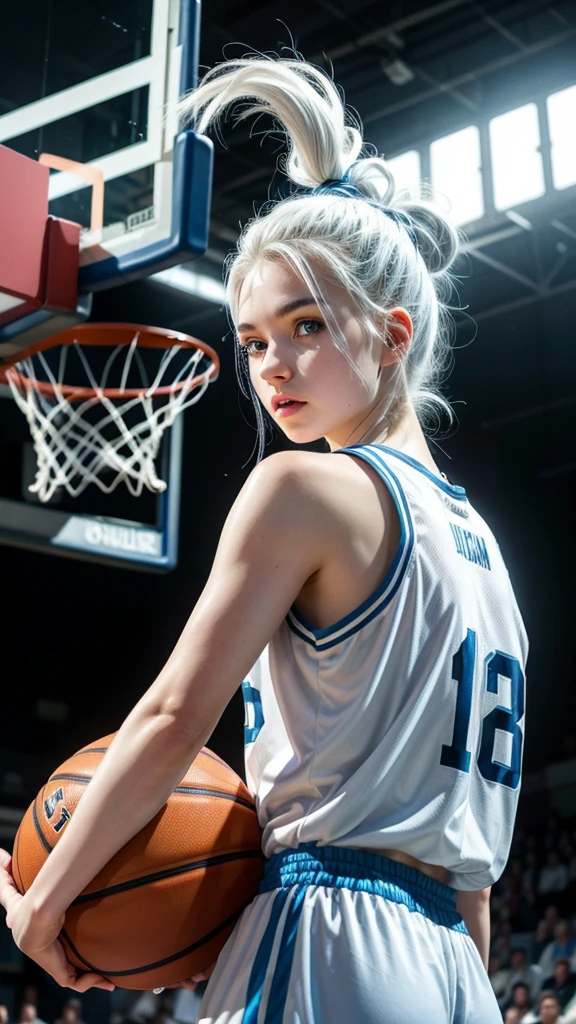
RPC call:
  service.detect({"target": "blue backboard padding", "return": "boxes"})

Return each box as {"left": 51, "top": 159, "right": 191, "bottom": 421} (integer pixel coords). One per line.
{"left": 179, "top": 0, "right": 202, "bottom": 93}
{"left": 78, "top": 131, "right": 213, "bottom": 293}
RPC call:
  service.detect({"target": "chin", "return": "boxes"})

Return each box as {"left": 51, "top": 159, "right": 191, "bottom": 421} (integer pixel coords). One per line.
{"left": 278, "top": 424, "right": 325, "bottom": 445}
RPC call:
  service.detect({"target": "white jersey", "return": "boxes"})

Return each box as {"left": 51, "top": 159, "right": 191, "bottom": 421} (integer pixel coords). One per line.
{"left": 242, "top": 444, "right": 528, "bottom": 891}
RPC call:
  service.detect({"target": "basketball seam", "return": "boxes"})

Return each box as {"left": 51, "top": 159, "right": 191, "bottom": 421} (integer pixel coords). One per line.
{"left": 173, "top": 786, "right": 254, "bottom": 810}
{"left": 199, "top": 749, "right": 230, "bottom": 769}
{"left": 61, "top": 903, "right": 247, "bottom": 976}
{"left": 71, "top": 848, "right": 264, "bottom": 905}
{"left": 11, "top": 821, "right": 24, "bottom": 893}
{"left": 74, "top": 748, "right": 228, "bottom": 767}
{"left": 33, "top": 789, "right": 53, "bottom": 855}
{"left": 49, "top": 774, "right": 255, "bottom": 811}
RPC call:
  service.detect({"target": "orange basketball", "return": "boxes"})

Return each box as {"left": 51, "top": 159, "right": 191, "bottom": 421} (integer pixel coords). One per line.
{"left": 12, "top": 734, "right": 263, "bottom": 989}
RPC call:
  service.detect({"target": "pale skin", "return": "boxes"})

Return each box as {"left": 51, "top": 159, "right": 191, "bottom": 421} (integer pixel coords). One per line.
{"left": 0, "top": 259, "right": 490, "bottom": 991}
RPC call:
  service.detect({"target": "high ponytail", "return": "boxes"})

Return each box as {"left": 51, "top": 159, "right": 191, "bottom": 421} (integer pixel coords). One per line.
{"left": 178, "top": 57, "right": 363, "bottom": 188}
{"left": 178, "top": 55, "right": 461, "bottom": 456}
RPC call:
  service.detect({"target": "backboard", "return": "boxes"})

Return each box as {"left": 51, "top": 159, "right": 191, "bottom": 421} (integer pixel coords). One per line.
{"left": 0, "top": 0, "right": 211, "bottom": 320}
{"left": 0, "top": 0, "right": 216, "bottom": 571}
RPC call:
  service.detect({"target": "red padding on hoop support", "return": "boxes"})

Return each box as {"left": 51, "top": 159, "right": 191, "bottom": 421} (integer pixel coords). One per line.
{"left": 0, "top": 145, "right": 81, "bottom": 327}
{"left": 0, "top": 145, "right": 49, "bottom": 303}
{"left": 44, "top": 216, "right": 81, "bottom": 311}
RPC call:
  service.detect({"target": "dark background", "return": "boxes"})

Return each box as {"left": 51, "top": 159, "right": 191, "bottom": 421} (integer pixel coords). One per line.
{"left": 1, "top": 0, "right": 575, "bottom": 800}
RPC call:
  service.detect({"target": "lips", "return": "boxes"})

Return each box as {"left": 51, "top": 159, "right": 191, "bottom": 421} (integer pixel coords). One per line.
{"left": 271, "top": 394, "right": 306, "bottom": 412}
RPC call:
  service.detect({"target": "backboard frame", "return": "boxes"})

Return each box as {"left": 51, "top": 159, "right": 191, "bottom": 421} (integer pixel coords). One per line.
{"left": 0, "top": 413, "right": 184, "bottom": 572}
{"left": 0, "top": 0, "right": 211, "bottom": 303}
{"left": 0, "top": 0, "right": 216, "bottom": 572}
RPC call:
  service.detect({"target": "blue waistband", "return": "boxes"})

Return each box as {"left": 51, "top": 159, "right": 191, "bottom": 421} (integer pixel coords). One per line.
{"left": 260, "top": 844, "right": 467, "bottom": 932}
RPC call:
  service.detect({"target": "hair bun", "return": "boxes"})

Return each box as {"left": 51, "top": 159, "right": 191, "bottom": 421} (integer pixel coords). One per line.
{"left": 397, "top": 203, "right": 460, "bottom": 275}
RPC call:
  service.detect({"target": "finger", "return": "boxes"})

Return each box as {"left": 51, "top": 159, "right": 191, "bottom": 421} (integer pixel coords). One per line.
{"left": 0, "top": 849, "right": 11, "bottom": 870}
{"left": 68, "top": 972, "right": 115, "bottom": 993}
{"left": 0, "top": 869, "right": 22, "bottom": 919}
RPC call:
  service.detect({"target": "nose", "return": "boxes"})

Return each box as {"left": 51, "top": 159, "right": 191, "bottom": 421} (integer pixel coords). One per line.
{"left": 258, "top": 339, "right": 293, "bottom": 386}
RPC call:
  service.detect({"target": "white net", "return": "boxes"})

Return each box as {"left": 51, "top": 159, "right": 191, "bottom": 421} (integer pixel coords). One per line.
{"left": 6, "top": 332, "right": 214, "bottom": 503}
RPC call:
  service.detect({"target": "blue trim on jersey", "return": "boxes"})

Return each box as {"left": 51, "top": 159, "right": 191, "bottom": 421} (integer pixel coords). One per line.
{"left": 375, "top": 445, "right": 468, "bottom": 500}
{"left": 262, "top": 844, "right": 467, "bottom": 932}
{"left": 286, "top": 446, "right": 414, "bottom": 651}
{"left": 243, "top": 887, "right": 290, "bottom": 1024}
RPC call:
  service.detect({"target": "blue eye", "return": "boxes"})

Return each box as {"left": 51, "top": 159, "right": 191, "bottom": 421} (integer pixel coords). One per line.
{"left": 296, "top": 319, "right": 324, "bottom": 336}
{"left": 242, "top": 340, "right": 267, "bottom": 356}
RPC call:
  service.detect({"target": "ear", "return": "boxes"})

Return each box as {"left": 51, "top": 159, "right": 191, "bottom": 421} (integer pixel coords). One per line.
{"left": 379, "top": 306, "right": 413, "bottom": 367}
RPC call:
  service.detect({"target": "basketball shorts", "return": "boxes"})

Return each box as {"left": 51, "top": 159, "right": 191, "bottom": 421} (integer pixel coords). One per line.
{"left": 198, "top": 844, "right": 502, "bottom": 1024}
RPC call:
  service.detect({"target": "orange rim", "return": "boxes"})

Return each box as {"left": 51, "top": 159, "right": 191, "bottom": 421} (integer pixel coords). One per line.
{"left": 0, "top": 322, "right": 220, "bottom": 401}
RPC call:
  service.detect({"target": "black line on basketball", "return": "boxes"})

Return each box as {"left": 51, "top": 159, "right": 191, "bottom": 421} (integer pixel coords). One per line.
{"left": 71, "top": 848, "right": 264, "bottom": 906}
{"left": 12, "top": 822, "right": 23, "bottom": 893}
{"left": 33, "top": 790, "right": 53, "bottom": 855}
{"left": 49, "top": 774, "right": 90, "bottom": 785}
{"left": 174, "top": 785, "right": 254, "bottom": 810}
{"left": 48, "top": 774, "right": 255, "bottom": 811}
{"left": 74, "top": 747, "right": 108, "bottom": 756}
{"left": 199, "top": 749, "right": 230, "bottom": 769}
{"left": 61, "top": 904, "right": 246, "bottom": 976}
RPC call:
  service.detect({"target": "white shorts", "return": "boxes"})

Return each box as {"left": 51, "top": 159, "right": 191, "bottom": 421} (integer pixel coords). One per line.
{"left": 198, "top": 845, "right": 501, "bottom": 1024}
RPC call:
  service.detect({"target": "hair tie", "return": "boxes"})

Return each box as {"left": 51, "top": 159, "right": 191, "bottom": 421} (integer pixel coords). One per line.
{"left": 311, "top": 167, "right": 419, "bottom": 249}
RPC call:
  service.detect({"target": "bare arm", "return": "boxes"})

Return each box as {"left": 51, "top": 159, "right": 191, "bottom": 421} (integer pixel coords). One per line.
{"left": 0, "top": 451, "right": 342, "bottom": 987}
{"left": 457, "top": 887, "right": 492, "bottom": 969}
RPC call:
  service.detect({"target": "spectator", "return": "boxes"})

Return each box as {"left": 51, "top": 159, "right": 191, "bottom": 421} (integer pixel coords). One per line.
{"left": 501, "top": 949, "right": 543, "bottom": 1009}
{"left": 53, "top": 1001, "right": 87, "bottom": 1024}
{"left": 537, "top": 907, "right": 561, "bottom": 958}
{"left": 535, "top": 990, "right": 563, "bottom": 1024}
{"left": 505, "top": 1009, "right": 523, "bottom": 1024}
{"left": 18, "top": 1006, "right": 48, "bottom": 1024}
{"left": 507, "top": 982, "right": 534, "bottom": 1019}
{"left": 0, "top": 1008, "right": 9, "bottom": 1024}
{"left": 542, "top": 959, "right": 576, "bottom": 1011}
{"left": 538, "top": 853, "right": 569, "bottom": 901}
{"left": 540, "top": 922, "right": 576, "bottom": 978}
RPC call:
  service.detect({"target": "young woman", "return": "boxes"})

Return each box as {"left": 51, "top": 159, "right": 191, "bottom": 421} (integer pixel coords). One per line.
{"left": 0, "top": 57, "right": 527, "bottom": 1023}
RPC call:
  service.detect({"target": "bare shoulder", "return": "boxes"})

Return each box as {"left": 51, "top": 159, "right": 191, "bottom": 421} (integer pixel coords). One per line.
{"left": 233, "top": 450, "right": 345, "bottom": 537}
{"left": 240, "top": 449, "right": 365, "bottom": 519}
{"left": 236, "top": 449, "right": 395, "bottom": 545}
{"left": 215, "top": 450, "right": 346, "bottom": 577}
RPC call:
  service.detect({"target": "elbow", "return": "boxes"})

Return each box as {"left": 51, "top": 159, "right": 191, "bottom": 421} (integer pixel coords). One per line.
{"left": 478, "top": 885, "right": 492, "bottom": 904}
{"left": 133, "top": 694, "right": 204, "bottom": 753}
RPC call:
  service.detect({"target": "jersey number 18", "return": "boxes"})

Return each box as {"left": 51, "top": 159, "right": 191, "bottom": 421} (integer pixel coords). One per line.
{"left": 440, "top": 628, "right": 524, "bottom": 789}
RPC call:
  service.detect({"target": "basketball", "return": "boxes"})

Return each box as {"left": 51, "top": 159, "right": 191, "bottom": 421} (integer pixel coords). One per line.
{"left": 12, "top": 734, "right": 263, "bottom": 989}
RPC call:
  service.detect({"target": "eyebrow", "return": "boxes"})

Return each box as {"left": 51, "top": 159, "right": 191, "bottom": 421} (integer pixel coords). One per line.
{"left": 236, "top": 296, "right": 321, "bottom": 333}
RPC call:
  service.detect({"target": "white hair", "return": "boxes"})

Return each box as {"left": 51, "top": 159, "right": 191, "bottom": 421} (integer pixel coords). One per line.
{"left": 178, "top": 56, "right": 461, "bottom": 456}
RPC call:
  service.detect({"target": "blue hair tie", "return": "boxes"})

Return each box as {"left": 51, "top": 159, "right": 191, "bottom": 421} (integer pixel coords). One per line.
{"left": 311, "top": 167, "right": 419, "bottom": 249}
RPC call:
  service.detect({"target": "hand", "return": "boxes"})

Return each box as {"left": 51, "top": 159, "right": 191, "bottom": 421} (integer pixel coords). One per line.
{"left": 0, "top": 849, "right": 114, "bottom": 992}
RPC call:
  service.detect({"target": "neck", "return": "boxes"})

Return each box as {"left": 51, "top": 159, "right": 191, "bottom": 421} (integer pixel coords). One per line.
{"left": 326, "top": 403, "right": 442, "bottom": 478}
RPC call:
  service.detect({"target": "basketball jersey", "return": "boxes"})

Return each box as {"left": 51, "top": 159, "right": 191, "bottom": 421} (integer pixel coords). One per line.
{"left": 241, "top": 444, "right": 528, "bottom": 891}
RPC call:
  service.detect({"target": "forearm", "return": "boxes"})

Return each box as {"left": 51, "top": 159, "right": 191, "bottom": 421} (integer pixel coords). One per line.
{"left": 456, "top": 887, "right": 492, "bottom": 970}
{"left": 27, "top": 700, "right": 205, "bottom": 926}
{"left": 25, "top": 582, "right": 248, "bottom": 928}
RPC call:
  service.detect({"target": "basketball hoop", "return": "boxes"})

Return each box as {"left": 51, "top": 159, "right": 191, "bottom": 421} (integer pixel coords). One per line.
{"left": 0, "top": 323, "right": 219, "bottom": 503}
